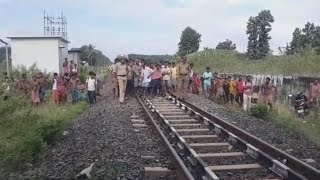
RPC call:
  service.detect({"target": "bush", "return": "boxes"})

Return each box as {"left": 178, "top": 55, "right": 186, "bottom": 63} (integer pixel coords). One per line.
{"left": 250, "top": 104, "right": 269, "bottom": 119}
{"left": 0, "top": 99, "right": 86, "bottom": 173}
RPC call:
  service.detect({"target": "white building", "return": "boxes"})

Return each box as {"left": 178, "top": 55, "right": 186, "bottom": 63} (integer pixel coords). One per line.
{"left": 7, "top": 36, "right": 70, "bottom": 73}
{"left": 68, "top": 48, "right": 82, "bottom": 66}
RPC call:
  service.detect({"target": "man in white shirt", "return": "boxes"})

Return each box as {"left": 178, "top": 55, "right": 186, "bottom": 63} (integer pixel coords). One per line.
{"left": 141, "top": 63, "right": 153, "bottom": 96}
{"left": 86, "top": 71, "right": 97, "bottom": 106}
{"left": 161, "top": 61, "right": 171, "bottom": 96}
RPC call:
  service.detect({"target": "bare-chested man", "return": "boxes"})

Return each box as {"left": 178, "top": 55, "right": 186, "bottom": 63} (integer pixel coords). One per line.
{"left": 216, "top": 75, "right": 225, "bottom": 100}
{"left": 309, "top": 80, "right": 319, "bottom": 106}
{"left": 260, "top": 77, "right": 277, "bottom": 110}
{"left": 18, "top": 74, "right": 30, "bottom": 97}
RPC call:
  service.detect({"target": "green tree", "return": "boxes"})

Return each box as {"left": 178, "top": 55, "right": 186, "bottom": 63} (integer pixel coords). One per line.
{"left": 246, "top": 16, "right": 259, "bottom": 59}
{"left": 178, "top": 27, "right": 202, "bottom": 56}
{"left": 80, "top": 44, "right": 111, "bottom": 66}
{"left": 286, "top": 22, "right": 320, "bottom": 54}
{"left": 246, "top": 10, "right": 274, "bottom": 59}
{"left": 127, "top": 54, "right": 173, "bottom": 63}
{"left": 216, "top": 39, "right": 236, "bottom": 50}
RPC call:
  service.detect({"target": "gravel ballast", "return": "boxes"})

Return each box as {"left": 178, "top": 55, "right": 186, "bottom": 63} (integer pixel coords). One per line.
{"left": 7, "top": 83, "right": 175, "bottom": 180}
{"left": 185, "top": 94, "right": 320, "bottom": 169}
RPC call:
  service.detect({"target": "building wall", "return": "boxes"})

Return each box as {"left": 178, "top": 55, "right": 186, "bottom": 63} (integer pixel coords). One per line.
{"left": 58, "top": 40, "right": 69, "bottom": 74}
{"left": 11, "top": 39, "right": 61, "bottom": 73}
{"left": 68, "top": 52, "right": 81, "bottom": 66}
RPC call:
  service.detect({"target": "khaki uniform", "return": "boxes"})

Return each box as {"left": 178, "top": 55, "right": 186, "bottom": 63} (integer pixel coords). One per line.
{"left": 113, "top": 62, "right": 128, "bottom": 102}
{"left": 176, "top": 62, "right": 190, "bottom": 99}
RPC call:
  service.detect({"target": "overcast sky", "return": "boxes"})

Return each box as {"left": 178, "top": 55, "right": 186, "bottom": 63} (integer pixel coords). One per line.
{"left": 0, "top": 0, "right": 319, "bottom": 60}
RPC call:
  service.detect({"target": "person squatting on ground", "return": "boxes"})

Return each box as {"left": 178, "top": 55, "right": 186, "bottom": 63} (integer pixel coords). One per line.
{"left": 176, "top": 56, "right": 190, "bottom": 99}
{"left": 202, "top": 67, "right": 213, "bottom": 98}
{"left": 113, "top": 55, "right": 128, "bottom": 104}
{"left": 86, "top": 71, "right": 97, "bottom": 106}
{"left": 260, "top": 77, "right": 277, "bottom": 110}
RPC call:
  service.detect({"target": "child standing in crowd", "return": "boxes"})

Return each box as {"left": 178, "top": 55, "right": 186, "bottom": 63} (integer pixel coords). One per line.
{"left": 70, "top": 74, "right": 79, "bottom": 103}
{"left": 63, "top": 58, "right": 69, "bottom": 74}
{"left": 52, "top": 73, "right": 59, "bottom": 104}
{"left": 31, "top": 75, "right": 40, "bottom": 107}
{"left": 86, "top": 71, "right": 97, "bottom": 106}
{"left": 57, "top": 74, "right": 67, "bottom": 104}
{"left": 78, "top": 83, "right": 87, "bottom": 101}
{"left": 38, "top": 72, "right": 47, "bottom": 103}
{"left": 202, "top": 67, "right": 213, "bottom": 98}
{"left": 191, "top": 74, "right": 201, "bottom": 95}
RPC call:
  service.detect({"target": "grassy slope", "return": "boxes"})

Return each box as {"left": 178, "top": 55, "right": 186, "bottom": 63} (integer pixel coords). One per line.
{"left": 186, "top": 49, "right": 320, "bottom": 77}
{"left": 187, "top": 49, "right": 320, "bottom": 145}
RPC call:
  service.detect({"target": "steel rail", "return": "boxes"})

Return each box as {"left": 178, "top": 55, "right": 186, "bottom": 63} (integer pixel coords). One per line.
{"left": 170, "top": 94, "right": 320, "bottom": 180}
{"left": 137, "top": 96, "right": 195, "bottom": 180}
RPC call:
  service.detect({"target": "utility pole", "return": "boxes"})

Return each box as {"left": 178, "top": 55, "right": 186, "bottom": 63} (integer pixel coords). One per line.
{"left": 0, "top": 39, "right": 9, "bottom": 78}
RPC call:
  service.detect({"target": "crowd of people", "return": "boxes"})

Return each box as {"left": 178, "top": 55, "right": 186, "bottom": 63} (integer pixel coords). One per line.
{"left": 3, "top": 55, "right": 319, "bottom": 111}
{"left": 110, "top": 55, "right": 284, "bottom": 111}
{"left": 1, "top": 58, "right": 99, "bottom": 107}
{"left": 111, "top": 55, "right": 194, "bottom": 104}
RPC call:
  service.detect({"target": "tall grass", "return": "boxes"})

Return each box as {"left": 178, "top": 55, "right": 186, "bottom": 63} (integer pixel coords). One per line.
{"left": 185, "top": 49, "right": 320, "bottom": 77}
{"left": 0, "top": 96, "right": 86, "bottom": 174}
{"left": 270, "top": 104, "right": 320, "bottom": 145}
{"left": 0, "top": 64, "right": 87, "bottom": 176}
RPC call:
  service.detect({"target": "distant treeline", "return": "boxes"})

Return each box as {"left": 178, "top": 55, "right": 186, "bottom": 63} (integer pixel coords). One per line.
{"left": 128, "top": 54, "right": 174, "bottom": 63}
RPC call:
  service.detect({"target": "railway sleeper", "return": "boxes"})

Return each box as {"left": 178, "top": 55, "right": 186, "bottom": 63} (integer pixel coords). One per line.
{"left": 144, "top": 167, "right": 174, "bottom": 179}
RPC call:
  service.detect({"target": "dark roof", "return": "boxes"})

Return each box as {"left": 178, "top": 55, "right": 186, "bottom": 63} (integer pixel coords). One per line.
{"left": 68, "top": 48, "right": 82, "bottom": 53}
{"left": 7, "top": 36, "right": 70, "bottom": 43}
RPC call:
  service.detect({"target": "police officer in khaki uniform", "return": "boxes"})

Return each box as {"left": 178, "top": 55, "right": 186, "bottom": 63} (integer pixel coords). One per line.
{"left": 176, "top": 56, "right": 190, "bottom": 99}
{"left": 113, "top": 55, "right": 128, "bottom": 103}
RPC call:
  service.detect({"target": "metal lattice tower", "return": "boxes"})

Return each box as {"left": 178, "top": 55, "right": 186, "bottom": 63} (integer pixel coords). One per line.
{"left": 43, "top": 10, "right": 68, "bottom": 39}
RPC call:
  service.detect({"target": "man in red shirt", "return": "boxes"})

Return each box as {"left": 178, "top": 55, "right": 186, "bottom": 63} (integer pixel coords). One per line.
{"left": 235, "top": 75, "right": 244, "bottom": 106}
{"left": 150, "top": 64, "right": 163, "bottom": 97}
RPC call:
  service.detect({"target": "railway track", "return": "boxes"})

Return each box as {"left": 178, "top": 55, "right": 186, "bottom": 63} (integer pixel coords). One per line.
{"left": 137, "top": 95, "right": 320, "bottom": 180}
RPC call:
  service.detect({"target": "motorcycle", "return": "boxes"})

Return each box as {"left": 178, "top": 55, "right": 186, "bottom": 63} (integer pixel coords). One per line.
{"left": 292, "top": 91, "right": 309, "bottom": 118}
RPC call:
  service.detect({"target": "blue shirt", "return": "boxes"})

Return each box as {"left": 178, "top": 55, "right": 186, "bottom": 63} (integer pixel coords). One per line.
{"left": 202, "top": 72, "right": 213, "bottom": 86}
